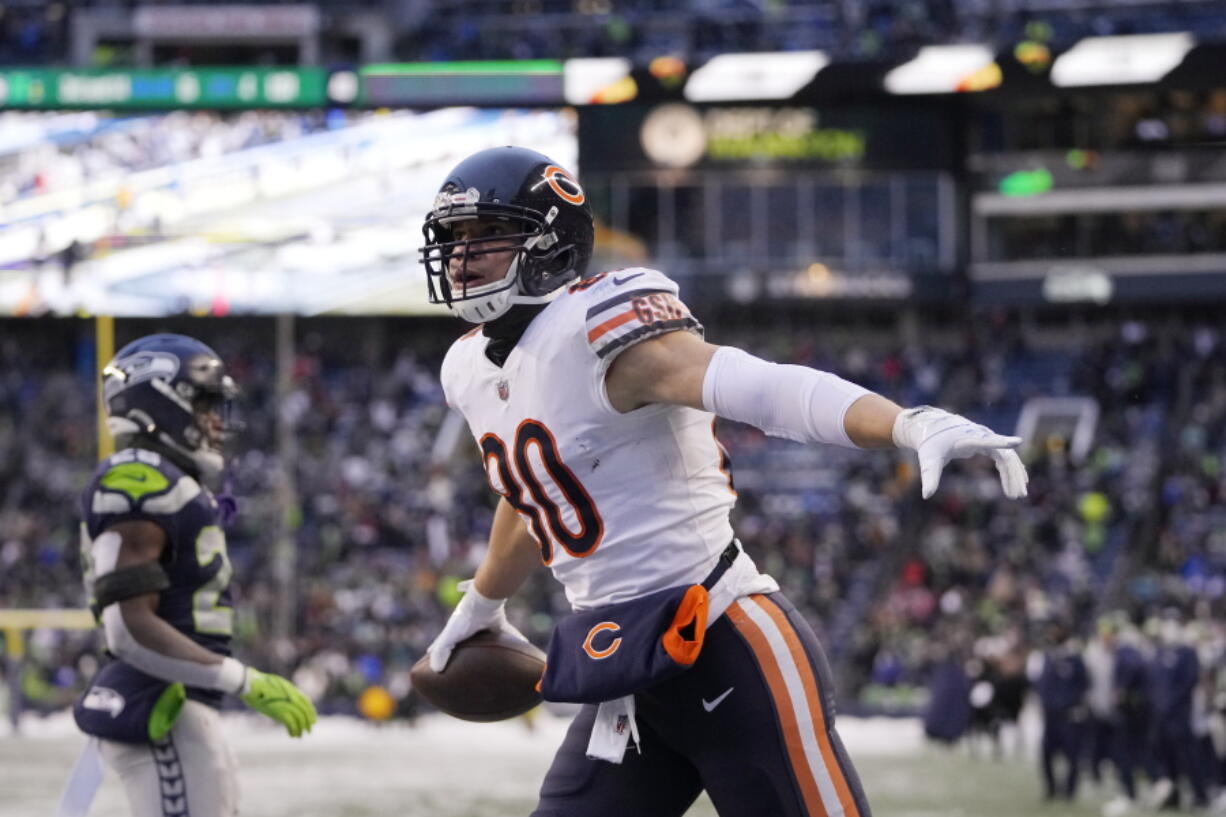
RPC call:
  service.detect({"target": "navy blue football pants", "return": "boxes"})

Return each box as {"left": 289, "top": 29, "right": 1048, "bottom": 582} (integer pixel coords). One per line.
{"left": 531, "top": 593, "right": 871, "bottom": 817}
{"left": 1040, "top": 710, "right": 1084, "bottom": 799}
{"left": 1111, "top": 712, "right": 1152, "bottom": 799}
{"left": 1153, "top": 717, "right": 1210, "bottom": 807}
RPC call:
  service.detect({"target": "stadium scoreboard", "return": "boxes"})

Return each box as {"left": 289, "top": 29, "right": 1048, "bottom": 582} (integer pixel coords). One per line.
{"left": 359, "top": 61, "right": 564, "bottom": 108}
{"left": 0, "top": 68, "right": 331, "bottom": 109}
{"left": 0, "top": 62, "right": 569, "bottom": 110}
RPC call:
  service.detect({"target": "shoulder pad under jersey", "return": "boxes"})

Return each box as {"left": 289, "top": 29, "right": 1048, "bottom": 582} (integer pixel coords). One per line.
{"left": 575, "top": 268, "right": 702, "bottom": 361}
{"left": 87, "top": 448, "right": 203, "bottom": 520}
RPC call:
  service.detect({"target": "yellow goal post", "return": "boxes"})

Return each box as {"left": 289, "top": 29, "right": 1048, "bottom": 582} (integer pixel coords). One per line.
{"left": 1, "top": 317, "right": 112, "bottom": 730}
{"left": 0, "top": 609, "right": 97, "bottom": 660}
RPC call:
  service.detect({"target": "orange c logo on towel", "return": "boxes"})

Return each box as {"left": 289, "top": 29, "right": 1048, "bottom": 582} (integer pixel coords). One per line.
{"left": 583, "top": 621, "right": 622, "bottom": 660}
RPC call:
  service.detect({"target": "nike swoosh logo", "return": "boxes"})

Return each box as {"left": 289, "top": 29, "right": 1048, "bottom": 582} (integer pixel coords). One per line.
{"left": 612, "top": 272, "right": 645, "bottom": 286}
{"left": 702, "top": 687, "right": 734, "bottom": 713}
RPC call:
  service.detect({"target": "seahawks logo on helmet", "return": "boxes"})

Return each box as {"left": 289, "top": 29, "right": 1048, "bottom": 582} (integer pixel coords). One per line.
{"left": 102, "top": 334, "right": 238, "bottom": 484}
{"left": 103, "top": 351, "right": 179, "bottom": 400}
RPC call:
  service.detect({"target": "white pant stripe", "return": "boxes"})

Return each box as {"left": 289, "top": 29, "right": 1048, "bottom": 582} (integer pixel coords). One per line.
{"left": 736, "top": 598, "right": 845, "bottom": 817}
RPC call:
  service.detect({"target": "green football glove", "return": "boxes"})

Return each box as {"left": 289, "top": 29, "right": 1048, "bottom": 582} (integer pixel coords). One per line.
{"left": 240, "top": 668, "right": 317, "bottom": 738}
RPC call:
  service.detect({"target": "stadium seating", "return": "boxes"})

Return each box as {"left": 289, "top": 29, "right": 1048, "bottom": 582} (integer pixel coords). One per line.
{"left": 2, "top": 311, "right": 1221, "bottom": 717}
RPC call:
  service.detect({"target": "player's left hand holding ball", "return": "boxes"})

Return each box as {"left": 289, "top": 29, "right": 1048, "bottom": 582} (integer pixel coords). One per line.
{"left": 893, "top": 406, "right": 1029, "bottom": 499}
{"left": 240, "top": 668, "right": 318, "bottom": 738}
{"left": 428, "top": 580, "right": 528, "bottom": 673}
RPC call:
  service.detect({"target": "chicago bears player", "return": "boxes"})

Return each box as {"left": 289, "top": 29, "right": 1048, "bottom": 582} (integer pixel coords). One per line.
{"left": 72, "top": 334, "right": 315, "bottom": 817}
{"left": 422, "top": 147, "right": 1029, "bottom": 817}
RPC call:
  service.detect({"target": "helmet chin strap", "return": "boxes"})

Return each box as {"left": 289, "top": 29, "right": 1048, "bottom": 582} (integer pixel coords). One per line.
{"left": 190, "top": 447, "right": 225, "bottom": 484}
{"left": 106, "top": 415, "right": 224, "bottom": 484}
{"left": 509, "top": 288, "right": 564, "bottom": 307}
{"left": 450, "top": 269, "right": 518, "bottom": 322}
{"left": 447, "top": 220, "right": 567, "bottom": 323}
{"left": 151, "top": 429, "right": 224, "bottom": 484}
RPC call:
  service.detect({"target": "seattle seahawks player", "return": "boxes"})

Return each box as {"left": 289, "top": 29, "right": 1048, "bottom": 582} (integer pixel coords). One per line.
{"left": 72, "top": 334, "right": 315, "bottom": 817}
{"left": 422, "top": 147, "right": 1029, "bottom": 817}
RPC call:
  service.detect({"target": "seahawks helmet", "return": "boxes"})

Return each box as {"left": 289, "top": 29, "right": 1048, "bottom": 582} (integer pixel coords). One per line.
{"left": 420, "top": 146, "right": 595, "bottom": 323}
{"left": 102, "top": 334, "right": 238, "bottom": 482}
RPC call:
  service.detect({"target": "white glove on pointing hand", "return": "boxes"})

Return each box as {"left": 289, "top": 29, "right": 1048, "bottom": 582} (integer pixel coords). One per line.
{"left": 427, "top": 580, "right": 528, "bottom": 673}
{"left": 892, "top": 406, "right": 1029, "bottom": 500}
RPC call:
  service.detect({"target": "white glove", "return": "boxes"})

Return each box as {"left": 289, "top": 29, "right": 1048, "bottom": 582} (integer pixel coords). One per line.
{"left": 427, "top": 580, "right": 527, "bottom": 673}
{"left": 892, "top": 406, "right": 1029, "bottom": 500}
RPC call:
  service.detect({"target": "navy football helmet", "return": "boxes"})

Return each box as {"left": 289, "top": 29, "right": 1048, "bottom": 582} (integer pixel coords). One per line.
{"left": 420, "top": 146, "right": 594, "bottom": 323}
{"left": 102, "top": 334, "right": 238, "bottom": 482}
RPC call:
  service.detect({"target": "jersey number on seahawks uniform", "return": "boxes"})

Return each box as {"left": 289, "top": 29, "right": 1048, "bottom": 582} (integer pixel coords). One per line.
{"left": 481, "top": 420, "right": 605, "bottom": 564}
{"left": 191, "top": 527, "right": 233, "bottom": 635}
{"left": 80, "top": 524, "right": 234, "bottom": 637}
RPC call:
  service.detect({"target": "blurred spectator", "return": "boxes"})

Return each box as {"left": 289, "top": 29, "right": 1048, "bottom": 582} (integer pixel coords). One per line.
{"left": 10, "top": 0, "right": 1221, "bottom": 67}
{"left": 1, "top": 309, "right": 1224, "bottom": 732}
{"left": 1104, "top": 615, "right": 1152, "bottom": 816}
{"left": 1145, "top": 614, "right": 1210, "bottom": 810}
{"left": 393, "top": 0, "right": 1226, "bottom": 63}
{"left": 1084, "top": 617, "right": 1117, "bottom": 788}
{"left": 1031, "top": 622, "right": 1090, "bottom": 801}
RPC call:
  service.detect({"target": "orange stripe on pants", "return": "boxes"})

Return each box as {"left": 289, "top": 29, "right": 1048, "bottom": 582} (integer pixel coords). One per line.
{"left": 726, "top": 599, "right": 827, "bottom": 817}
{"left": 750, "top": 595, "right": 862, "bottom": 817}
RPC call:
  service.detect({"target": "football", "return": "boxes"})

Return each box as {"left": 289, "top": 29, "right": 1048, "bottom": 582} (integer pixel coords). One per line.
{"left": 410, "top": 630, "right": 546, "bottom": 722}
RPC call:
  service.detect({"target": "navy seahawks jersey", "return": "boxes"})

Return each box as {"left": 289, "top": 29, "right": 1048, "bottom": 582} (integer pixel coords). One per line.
{"left": 79, "top": 447, "right": 233, "bottom": 706}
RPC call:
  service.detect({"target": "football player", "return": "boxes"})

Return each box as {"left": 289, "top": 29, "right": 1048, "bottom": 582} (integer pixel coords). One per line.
{"left": 422, "top": 147, "right": 1028, "bottom": 817}
{"left": 72, "top": 334, "right": 316, "bottom": 817}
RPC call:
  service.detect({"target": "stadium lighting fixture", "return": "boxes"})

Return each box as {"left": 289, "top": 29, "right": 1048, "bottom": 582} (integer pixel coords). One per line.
{"left": 883, "top": 45, "right": 995, "bottom": 94}
{"left": 1051, "top": 33, "right": 1194, "bottom": 87}
{"left": 563, "top": 58, "right": 634, "bottom": 105}
{"left": 683, "top": 51, "right": 828, "bottom": 102}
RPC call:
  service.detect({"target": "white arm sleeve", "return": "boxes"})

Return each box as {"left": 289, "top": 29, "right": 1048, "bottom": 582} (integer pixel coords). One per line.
{"left": 100, "top": 605, "right": 247, "bottom": 694}
{"left": 701, "top": 346, "right": 872, "bottom": 449}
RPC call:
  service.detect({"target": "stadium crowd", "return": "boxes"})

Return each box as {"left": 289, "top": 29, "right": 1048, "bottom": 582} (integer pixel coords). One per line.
{"left": 402, "top": 0, "right": 1226, "bottom": 63}
{"left": 5, "top": 0, "right": 1226, "bottom": 68}
{"left": 990, "top": 210, "right": 1226, "bottom": 262}
{"left": 1, "top": 309, "right": 1224, "bottom": 809}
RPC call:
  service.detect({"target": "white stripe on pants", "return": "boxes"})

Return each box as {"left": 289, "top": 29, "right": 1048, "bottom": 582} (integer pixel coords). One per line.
{"left": 99, "top": 700, "right": 239, "bottom": 817}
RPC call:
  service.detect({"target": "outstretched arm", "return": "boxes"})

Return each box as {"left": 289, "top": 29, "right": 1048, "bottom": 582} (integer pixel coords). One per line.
{"left": 605, "top": 330, "right": 1027, "bottom": 498}
{"left": 604, "top": 330, "right": 900, "bottom": 443}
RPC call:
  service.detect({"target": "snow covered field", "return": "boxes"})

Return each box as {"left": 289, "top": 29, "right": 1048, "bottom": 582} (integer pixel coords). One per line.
{"left": 0, "top": 711, "right": 1109, "bottom": 817}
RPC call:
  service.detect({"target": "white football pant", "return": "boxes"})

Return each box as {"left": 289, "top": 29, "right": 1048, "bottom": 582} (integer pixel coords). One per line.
{"left": 98, "top": 700, "right": 238, "bottom": 817}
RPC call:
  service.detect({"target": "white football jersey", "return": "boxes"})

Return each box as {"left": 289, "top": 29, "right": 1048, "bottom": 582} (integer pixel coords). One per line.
{"left": 441, "top": 267, "right": 743, "bottom": 610}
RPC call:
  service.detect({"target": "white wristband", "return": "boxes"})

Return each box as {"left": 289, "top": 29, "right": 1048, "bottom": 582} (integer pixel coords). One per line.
{"left": 219, "top": 657, "right": 248, "bottom": 696}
